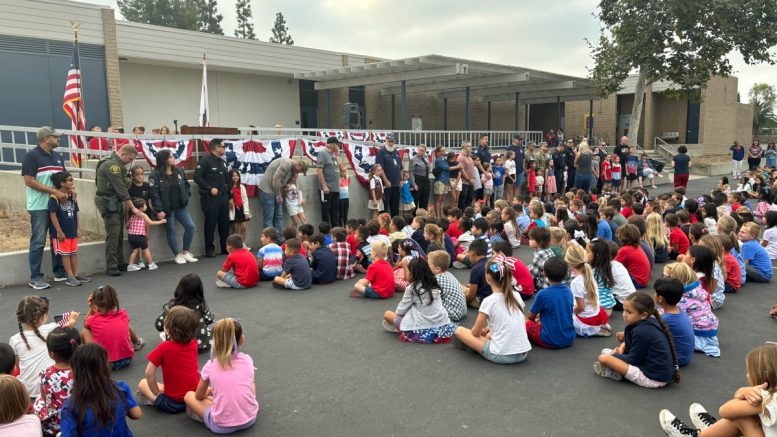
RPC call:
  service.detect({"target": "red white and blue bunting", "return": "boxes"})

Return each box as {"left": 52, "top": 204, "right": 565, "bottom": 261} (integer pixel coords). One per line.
{"left": 342, "top": 142, "right": 377, "bottom": 187}
{"left": 134, "top": 139, "right": 194, "bottom": 168}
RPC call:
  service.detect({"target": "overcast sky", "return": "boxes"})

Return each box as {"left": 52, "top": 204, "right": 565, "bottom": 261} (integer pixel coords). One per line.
{"left": 85, "top": 0, "right": 776, "bottom": 103}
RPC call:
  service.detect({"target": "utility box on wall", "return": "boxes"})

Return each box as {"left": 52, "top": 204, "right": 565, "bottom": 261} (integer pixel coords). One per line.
{"left": 341, "top": 103, "right": 362, "bottom": 129}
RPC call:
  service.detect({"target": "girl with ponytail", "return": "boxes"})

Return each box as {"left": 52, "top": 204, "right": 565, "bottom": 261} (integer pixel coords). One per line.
{"left": 184, "top": 319, "right": 259, "bottom": 434}
{"left": 594, "top": 292, "right": 680, "bottom": 389}
{"left": 452, "top": 256, "right": 531, "bottom": 364}
{"left": 565, "top": 244, "right": 610, "bottom": 337}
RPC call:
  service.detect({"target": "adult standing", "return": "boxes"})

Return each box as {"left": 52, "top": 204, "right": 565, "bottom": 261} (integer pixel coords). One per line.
{"left": 563, "top": 139, "right": 577, "bottom": 193}
{"left": 552, "top": 142, "right": 566, "bottom": 193}
{"left": 765, "top": 140, "right": 777, "bottom": 169}
{"left": 94, "top": 144, "right": 142, "bottom": 276}
{"left": 431, "top": 146, "right": 451, "bottom": 217}
{"left": 149, "top": 149, "right": 197, "bottom": 265}
{"left": 671, "top": 146, "right": 692, "bottom": 189}
{"left": 375, "top": 133, "right": 401, "bottom": 217}
{"left": 409, "top": 144, "right": 431, "bottom": 211}
{"left": 506, "top": 135, "right": 525, "bottom": 195}
{"left": 258, "top": 157, "right": 308, "bottom": 241}
{"left": 730, "top": 141, "right": 745, "bottom": 178}
{"left": 748, "top": 139, "right": 763, "bottom": 171}
{"left": 21, "top": 127, "right": 67, "bottom": 289}
{"left": 457, "top": 142, "right": 476, "bottom": 210}
{"left": 615, "top": 136, "right": 631, "bottom": 181}
{"left": 472, "top": 134, "right": 492, "bottom": 205}
{"left": 317, "top": 136, "right": 341, "bottom": 226}
{"left": 574, "top": 141, "right": 594, "bottom": 192}
{"left": 193, "top": 138, "right": 231, "bottom": 258}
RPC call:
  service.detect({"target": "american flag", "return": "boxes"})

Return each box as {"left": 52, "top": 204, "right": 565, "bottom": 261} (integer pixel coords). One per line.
{"left": 63, "top": 40, "right": 86, "bottom": 167}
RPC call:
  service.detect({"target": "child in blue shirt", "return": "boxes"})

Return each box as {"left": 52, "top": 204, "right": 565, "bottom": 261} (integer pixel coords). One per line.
{"left": 739, "top": 222, "right": 773, "bottom": 282}
{"left": 526, "top": 257, "right": 575, "bottom": 349}
{"left": 492, "top": 156, "right": 506, "bottom": 200}
{"left": 308, "top": 234, "right": 337, "bottom": 284}
{"left": 654, "top": 277, "right": 694, "bottom": 367}
{"left": 256, "top": 227, "right": 284, "bottom": 280}
{"left": 319, "top": 222, "right": 333, "bottom": 247}
{"left": 400, "top": 170, "right": 415, "bottom": 212}
{"left": 462, "top": 240, "right": 490, "bottom": 308}
{"left": 273, "top": 239, "right": 313, "bottom": 290}
{"left": 48, "top": 171, "right": 91, "bottom": 286}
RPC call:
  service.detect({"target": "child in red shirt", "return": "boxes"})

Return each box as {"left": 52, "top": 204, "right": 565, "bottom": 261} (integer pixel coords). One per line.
{"left": 600, "top": 156, "right": 612, "bottom": 192}
{"left": 527, "top": 161, "right": 537, "bottom": 195}
{"left": 137, "top": 306, "right": 200, "bottom": 413}
{"left": 719, "top": 233, "right": 742, "bottom": 293}
{"left": 615, "top": 224, "right": 651, "bottom": 288}
{"left": 216, "top": 235, "right": 259, "bottom": 289}
{"left": 666, "top": 213, "right": 690, "bottom": 260}
{"left": 82, "top": 285, "right": 144, "bottom": 370}
{"left": 351, "top": 241, "right": 396, "bottom": 299}
{"left": 492, "top": 241, "right": 534, "bottom": 300}
{"left": 346, "top": 219, "right": 360, "bottom": 255}
{"left": 446, "top": 208, "right": 463, "bottom": 240}
{"left": 620, "top": 194, "right": 634, "bottom": 219}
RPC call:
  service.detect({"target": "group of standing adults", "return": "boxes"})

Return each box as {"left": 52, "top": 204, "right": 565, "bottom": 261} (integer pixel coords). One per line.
{"left": 730, "top": 139, "right": 777, "bottom": 178}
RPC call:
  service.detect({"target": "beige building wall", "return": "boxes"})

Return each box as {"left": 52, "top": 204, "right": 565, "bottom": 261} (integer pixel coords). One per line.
{"left": 698, "top": 76, "right": 754, "bottom": 154}
{"left": 565, "top": 97, "right": 618, "bottom": 144}
{"left": 653, "top": 94, "right": 688, "bottom": 144}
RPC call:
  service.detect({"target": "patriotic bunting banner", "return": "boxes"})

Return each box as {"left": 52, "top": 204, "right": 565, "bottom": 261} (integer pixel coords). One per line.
{"left": 316, "top": 131, "right": 389, "bottom": 143}
{"left": 342, "top": 142, "right": 378, "bottom": 187}
{"left": 318, "top": 131, "right": 346, "bottom": 141}
{"left": 300, "top": 138, "right": 327, "bottom": 163}
{"left": 135, "top": 140, "right": 194, "bottom": 168}
{"left": 202, "top": 138, "right": 297, "bottom": 197}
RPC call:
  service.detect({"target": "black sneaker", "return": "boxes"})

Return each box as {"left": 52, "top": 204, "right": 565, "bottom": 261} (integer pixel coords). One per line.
{"left": 106, "top": 268, "right": 122, "bottom": 277}
{"left": 689, "top": 403, "right": 717, "bottom": 430}
{"left": 659, "top": 409, "right": 699, "bottom": 437}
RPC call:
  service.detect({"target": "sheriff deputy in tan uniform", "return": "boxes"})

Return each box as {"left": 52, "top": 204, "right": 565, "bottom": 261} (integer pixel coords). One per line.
{"left": 94, "top": 144, "right": 141, "bottom": 276}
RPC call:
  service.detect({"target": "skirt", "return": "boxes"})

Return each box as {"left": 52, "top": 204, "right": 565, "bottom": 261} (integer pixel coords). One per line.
{"left": 545, "top": 174, "right": 557, "bottom": 194}
{"left": 231, "top": 207, "right": 248, "bottom": 223}
{"left": 573, "top": 307, "right": 609, "bottom": 337}
{"left": 399, "top": 322, "right": 457, "bottom": 344}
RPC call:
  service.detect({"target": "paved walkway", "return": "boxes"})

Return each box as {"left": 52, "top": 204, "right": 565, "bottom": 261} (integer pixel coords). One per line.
{"left": 1, "top": 176, "right": 774, "bottom": 436}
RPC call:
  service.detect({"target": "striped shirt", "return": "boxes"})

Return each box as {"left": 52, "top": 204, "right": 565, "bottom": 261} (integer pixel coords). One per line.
{"left": 21, "top": 146, "right": 65, "bottom": 211}
{"left": 257, "top": 243, "right": 284, "bottom": 277}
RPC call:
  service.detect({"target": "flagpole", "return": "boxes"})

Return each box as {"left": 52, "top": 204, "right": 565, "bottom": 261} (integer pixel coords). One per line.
{"left": 70, "top": 21, "right": 84, "bottom": 173}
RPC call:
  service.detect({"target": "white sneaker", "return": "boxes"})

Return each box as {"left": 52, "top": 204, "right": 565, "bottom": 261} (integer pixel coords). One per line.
{"left": 452, "top": 261, "right": 467, "bottom": 269}
{"left": 689, "top": 403, "right": 717, "bottom": 430}
{"left": 593, "top": 361, "right": 623, "bottom": 381}
{"left": 126, "top": 264, "right": 141, "bottom": 272}
{"left": 382, "top": 320, "right": 398, "bottom": 333}
{"left": 183, "top": 252, "right": 198, "bottom": 263}
{"left": 175, "top": 255, "right": 187, "bottom": 264}
{"left": 147, "top": 263, "right": 158, "bottom": 270}
{"left": 659, "top": 409, "right": 699, "bottom": 437}
{"left": 215, "top": 279, "right": 231, "bottom": 288}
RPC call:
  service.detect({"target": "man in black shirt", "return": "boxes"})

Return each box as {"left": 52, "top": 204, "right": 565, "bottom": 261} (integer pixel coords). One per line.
{"left": 552, "top": 143, "right": 567, "bottom": 193}
{"left": 194, "top": 138, "right": 232, "bottom": 257}
{"left": 563, "top": 139, "right": 576, "bottom": 193}
{"left": 616, "top": 136, "right": 631, "bottom": 182}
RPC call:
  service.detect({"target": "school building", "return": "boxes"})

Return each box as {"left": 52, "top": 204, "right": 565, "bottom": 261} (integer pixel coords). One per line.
{"left": 0, "top": 0, "right": 752, "bottom": 155}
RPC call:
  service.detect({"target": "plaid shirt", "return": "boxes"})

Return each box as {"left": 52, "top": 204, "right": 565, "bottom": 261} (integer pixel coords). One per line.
{"left": 127, "top": 213, "right": 146, "bottom": 236}
{"left": 329, "top": 242, "right": 355, "bottom": 280}
{"left": 528, "top": 248, "right": 554, "bottom": 291}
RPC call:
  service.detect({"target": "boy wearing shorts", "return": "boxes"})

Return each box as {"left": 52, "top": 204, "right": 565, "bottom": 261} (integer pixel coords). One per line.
{"left": 256, "top": 227, "right": 284, "bottom": 280}
{"left": 351, "top": 241, "right": 395, "bottom": 299}
{"left": 48, "top": 171, "right": 91, "bottom": 286}
{"left": 525, "top": 257, "right": 575, "bottom": 349}
{"left": 216, "top": 235, "right": 259, "bottom": 288}
{"left": 273, "top": 239, "right": 312, "bottom": 290}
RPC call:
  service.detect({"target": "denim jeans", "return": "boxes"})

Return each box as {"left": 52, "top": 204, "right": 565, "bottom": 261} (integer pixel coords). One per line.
{"left": 165, "top": 208, "right": 195, "bottom": 255}
{"left": 28, "top": 210, "right": 65, "bottom": 281}
{"left": 260, "top": 190, "right": 283, "bottom": 241}
{"left": 574, "top": 173, "right": 591, "bottom": 192}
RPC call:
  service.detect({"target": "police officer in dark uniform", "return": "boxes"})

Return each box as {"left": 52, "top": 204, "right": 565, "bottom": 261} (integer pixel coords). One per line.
{"left": 94, "top": 144, "right": 141, "bottom": 276}
{"left": 194, "top": 138, "right": 232, "bottom": 257}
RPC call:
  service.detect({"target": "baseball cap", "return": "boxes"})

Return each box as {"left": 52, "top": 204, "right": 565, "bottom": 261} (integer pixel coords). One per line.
{"left": 37, "top": 126, "right": 62, "bottom": 142}
{"left": 386, "top": 133, "right": 395, "bottom": 141}
{"left": 326, "top": 136, "right": 341, "bottom": 145}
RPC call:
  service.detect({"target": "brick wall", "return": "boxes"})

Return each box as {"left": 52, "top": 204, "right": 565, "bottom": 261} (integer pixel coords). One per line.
{"left": 653, "top": 94, "right": 688, "bottom": 143}
{"left": 565, "top": 97, "right": 617, "bottom": 143}
{"left": 699, "top": 76, "right": 743, "bottom": 154}
{"left": 101, "top": 9, "right": 124, "bottom": 127}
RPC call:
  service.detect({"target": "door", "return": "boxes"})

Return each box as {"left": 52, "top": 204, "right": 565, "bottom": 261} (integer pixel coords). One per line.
{"left": 686, "top": 101, "right": 700, "bottom": 144}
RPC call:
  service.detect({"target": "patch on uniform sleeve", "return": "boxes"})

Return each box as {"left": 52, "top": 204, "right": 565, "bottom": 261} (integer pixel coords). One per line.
{"left": 110, "top": 165, "right": 121, "bottom": 174}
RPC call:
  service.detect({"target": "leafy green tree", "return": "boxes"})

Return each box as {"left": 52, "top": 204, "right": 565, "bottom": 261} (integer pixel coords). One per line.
{"left": 269, "top": 12, "right": 294, "bottom": 45}
{"left": 750, "top": 83, "right": 777, "bottom": 134}
{"left": 117, "top": 0, "right": 222, "bottom": 34}
{"left": 589, "top": 0, "right": 777, "bottom": 146}
{"left": 234, "top": 0, "right": 257, "bottom": 40}
{"left": 199, "top": 0, "right": 224, "bottom": 35}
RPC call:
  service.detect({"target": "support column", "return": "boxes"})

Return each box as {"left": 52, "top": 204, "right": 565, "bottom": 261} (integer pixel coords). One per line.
{"left": 391, "top": 94, "right": 396, "bottom": 130}
{"left": 524, "top": 104, "right": 529, "bottom": 132}
{"left": 514, "top": 92, "right": 520, "bottom": 131}
{"left": 101, "top": 9, "right": 124, "bottom": 127}
{"left": 443, "top": 98, "right": 448, "bottom": 130}
{"left": 465, "top": 86, "right": 471, "bottom": 130}
{"left": 556, "top": 96, "right": 561, "bottom": 129}
{"left": 326, "top": 90, "right": 331, "bottom": 127}
{"left": 400, "top": 80, "right": 407, "bottom": 130}
{"left": 487, "top": 101, "right": 492, "bottom": 131}
{"left": 588, "top": 99, "right": 594, "bottom": 140}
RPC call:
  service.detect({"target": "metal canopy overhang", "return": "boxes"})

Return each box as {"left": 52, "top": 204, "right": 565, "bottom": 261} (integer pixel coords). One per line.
{"left": 293, "top": 54, "right": 600, "bottom": 102}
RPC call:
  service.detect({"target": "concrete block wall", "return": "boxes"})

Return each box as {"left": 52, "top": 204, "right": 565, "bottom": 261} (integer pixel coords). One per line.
{"left": 565, "top": 97, "right": 618, "bottom": 143}
{"left": 654, "top": 94, "right": 688, "bottom": 144}
{"left": 101, "top": 8, "right": 124, "bottom": 128}
{"left": 697, "top": 76, "right": 755, "bottom": 154}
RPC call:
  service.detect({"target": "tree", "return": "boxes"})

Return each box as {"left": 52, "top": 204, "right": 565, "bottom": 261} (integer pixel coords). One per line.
{"left": 117, "top": 0, "right": 222, "bottom": 35}
{"left": 269, "top": 12, "right": 294, "bottom": 45}
{"left": 750, "top": 83, "right": 777, "bottom": 134}
{"left": 234, "top": 0, "right": 257, "bottom": 40}
{"left": 589, "top": 0, "right": 777, "bottom": 146}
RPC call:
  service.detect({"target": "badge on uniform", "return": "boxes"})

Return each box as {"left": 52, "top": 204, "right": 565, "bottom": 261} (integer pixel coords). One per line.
{"left": 110, "top": 165, "right": 121, "bottom": 174}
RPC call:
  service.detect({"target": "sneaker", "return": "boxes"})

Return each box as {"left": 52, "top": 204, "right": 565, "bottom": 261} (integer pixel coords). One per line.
{"left": 382, "top": 320, "right": 398, "bottom": 333}
{"left": 65, "top": 277, "right": 81, "bottom": 287}
{"left": 134, "top": 389, "right": 154, "bottom": 406}
{"left": 183, "top": 252, "right": 198, "bottom": 263}
{"left": 659, "top": 409, "right": 699, "bottom": 437}
{"left": 175, "top": 255, "right": 187, "bottom": 264}
{"left": 689, "top": 403, "right": 717, "bottom": 430}
{"left": 452, "top": 261, "right": 467, "bottom": 269}
{"left": 28, "top": 280, "right": 51, "bottom": 290}
{"left": 593, "top": 361, "right": 623, "bottom": 381}
{"left": 132, "top": 338, "right": 146, "bottom": 351}
{"left": 53, "top": 274, "right": 67, "bottom": 282}
{"left": 137, "top": 259, "right": 146, "bottom": 269}
{"left": 350, "top": 289, "right": 362, "bottom": 298}
{"left": 215, "top": 279, "right": 231, "bottom": 288}
{"left": 75, "top": 275, "right": 92, "bottom": 283}
{"left": 147, "top": 263, "right": 158, "bottom": 270}
{"left": 126, "top": 264, "right": 141, "bottom": 272}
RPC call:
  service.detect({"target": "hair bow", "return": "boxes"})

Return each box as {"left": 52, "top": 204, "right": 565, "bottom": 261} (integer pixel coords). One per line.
{"left": 574, "top": 230, "right": 590, "bottom": 244}
{"left": 490, "top": 254, "right": 516, "bottom": 279}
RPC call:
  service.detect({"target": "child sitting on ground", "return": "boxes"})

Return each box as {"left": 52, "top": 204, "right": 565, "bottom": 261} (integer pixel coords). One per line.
{"left": 453, "top": 219, "right": 475, "bottom": 266}
{"left": 654, "top": 277, "right": 694, "bottom": 367}
{"left": 329, "top": 227, "right": 355, "bottom": 280}
{"left": 273, "top": 239, "right": 312, "bottom": 290}
{"left": 587, "top": 239, "right": 617, "bottom": 316}
{"left": 594, "top": 292, "right": 680, "bottom": 389}
{"left": 0, "top": 343, "right": 15, "bottom": 375}
{"left": 566, "top": 245, "right": 610, "bottom": 337}
{"left": 33, "top": 327, "right": 80, "bottom": 437}
{"left": 350, "top": 225, "right": 371, "bottom": 274}
{"left": 256, "top": 227, "right": 284, "bottom": 281}
{"left": 739, "top": 221, "right": 773, "bottom": 283}
{"left": 351, "top": 241, "right": 395, "bottom": 299}
{"left": 667, "top": 213, "right": 690, "bottom": 260}
{"left": 320, "top": 222, "right": 333, "bottom": 246}
{"left": 0, "top": 375, "right": 42, "bottom": 434}
{"left": 427, "top": 250, "right": 467, "bottom": 322}
{"left": 183, "top": 319, "right": 258, "bottom": 434}
{"left": 389, "top": 216, "right": 408, "bottom": 242}
{"left": 297, "top": 224, "right": 315, "bottom": 254}
{"left": 155, "top": 273, "right": 214, "bottom": 352}
{"left": 127, "top": 198, "right": 166, "bottom": 272}
{"left": 527, "top": 227, "right": 555, "bottom": 292}
{"left": 718, "top": 233, "right": 742, "bottom": 293}
{"left": 392, "top": 239, "right": 418, "bottom": 291}
{"left": 525, "top": 257, "right": 575, "bottom": 349}
{"left": 82, "top": 285, "right": 144, "bottom": 370}
{"left": 462, "top": 240, "right": 490, "bottom": 308}
{"left": 137, "top": 306, "right": 200, "bottom": 413}
{"left": 216, "top": 235, "right": 259, "bottom": 289}
{"left": 453, "top": 256, "right": 532, "bottom": 364}
{"left": 382, "top": 259, "right": 456, "bottom": 344}
{"left": 615, "top": 224, "right": 651, "bottom": 289}
{"left": 308, "top": 234, "right": 337, "bottom": 285}
{"left": 665, "top": 262, "right": 720, "bottom": 357}
{"left": 492, "top": 241, "right": 535, "bottom": 301}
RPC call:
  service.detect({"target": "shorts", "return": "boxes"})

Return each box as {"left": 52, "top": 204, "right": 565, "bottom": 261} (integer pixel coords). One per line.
{"left": 128, "top": 234, "right": 148, "bottom": 250}
{"left": 364, "top": 286, "right": 385, "bottom": 299}
{"left": 154, "top": 392, "right": 186, "bottom": 414}
{"left": 483, "top": 188, "right": 494, "bottom": 195}
{"left": 453, "top": 179, "right": 462, "bottom": 192}
{"left": 625, "top": 365, "right": 667, "bottom": 389}
{"left": 285, "top": 278, "right": 306, "bottom": 290}
{"left": 643, "top": 168, "right": 655, "bottom": 179}
{"left": 204, "top": 406, "right": 256, "bottom": 434}
{"left": 51, "top": 237, "right": 78, "bottom": 256}
{"left": 627, "top": 174, "right": 638, "bottom": 181}
{"left": 219, "top": 272, "right": 246, "bottom": 289}
{"left": 525, "top": 320, "right": 554, "bottom": 349}
{"left": 482, "top": 341, "right": 528, "bottom": 364}
{"left": 434, "top": 181, "right": 449, "bottom": 195}
{"left": 368, "top": 199, "right": 384, "bottom": 211}
{"left": 611, "top": 179, "right": 621, "bottom": 187}
{"left": 111, "top": 357, "right": 132, "bottom": 370}
{"left": 287, "top": 203, "right": 304, "bottom": 216}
